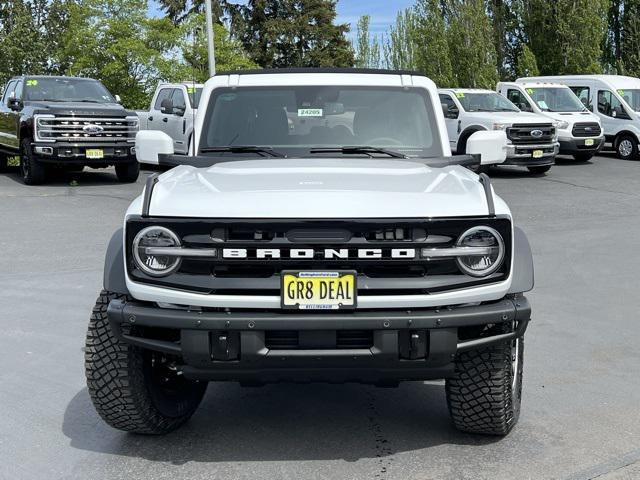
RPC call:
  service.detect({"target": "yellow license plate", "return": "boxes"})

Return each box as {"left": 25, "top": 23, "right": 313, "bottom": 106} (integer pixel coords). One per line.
{"left": 282, "top": 272, "right": 356, "bottom": 310}
{"left": 86, "top": 149, "right": 104, "bottom": 159}
{"left": 585, "top": 139, "right": 595, "bottom": 146}
{"left": 532, "top": 150, "right": 544, "bottom": 159}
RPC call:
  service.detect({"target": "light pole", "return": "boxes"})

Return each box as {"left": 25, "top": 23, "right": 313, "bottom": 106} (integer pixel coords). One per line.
{"left": 205, "top": 0, "right": 216, "bottom": 77}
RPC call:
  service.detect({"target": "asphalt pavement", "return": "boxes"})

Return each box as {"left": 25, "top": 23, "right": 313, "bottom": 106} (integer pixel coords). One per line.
{"left": 1, "top": 155, "right": 639, "bottom": 480}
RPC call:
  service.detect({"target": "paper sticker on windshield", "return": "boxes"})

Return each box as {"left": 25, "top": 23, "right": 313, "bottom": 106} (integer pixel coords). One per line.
{"left": 298, "top": 108, "right": 323, "bottom": 117}
{"left": 26, "top": 80, "right": 38, "bottom": 86}
{"left": 526, "top": 88, "right": 534, "bottom": 95}
{"left": 455, "top": 92, "right": 465, "bottom": 98}
{"left": 617, "top": 89, "right": 625, "bottom": 96}
{"left": 187, "top": 86, "right": 196, "bottom": 94}
{"left": 537, "top": 100, "right": 549, "bottom": 110}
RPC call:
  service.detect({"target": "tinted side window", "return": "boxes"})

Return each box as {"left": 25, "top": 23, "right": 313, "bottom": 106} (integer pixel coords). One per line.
{"left": 154, "top": 88, "right": 173, "bottom": 110}
{"left": 597, "top": 90, "right": 630, "bottom": 119}
{"left": 171, "top": 89, "right": 187, "bottom": 111}
{"left": 570, "top": 86, "right": 591, "bottom": 109}
{"left": 507, "top": 89, "right": 532, "bottom": 112}
{"left": 439, "top": 94, "right": 458, "bottom": 117}
{"left": 2, "top": 81, "right": 17, "bottom": 104}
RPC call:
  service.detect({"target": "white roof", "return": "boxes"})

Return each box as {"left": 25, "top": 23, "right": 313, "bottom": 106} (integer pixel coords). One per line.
{"left": 438, "top": 88, "right": 495, "bottom": 94}
{"left": 519, "top": 75, "right": 640, "bottom": 90}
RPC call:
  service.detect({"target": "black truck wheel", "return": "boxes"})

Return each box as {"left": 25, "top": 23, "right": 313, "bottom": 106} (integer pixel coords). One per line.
{"left": 615, "top": 134, "right": 638, "bottom": 160}
{"left": 445, "top": 323, "right": 524, "bottom": 435}
{"left": 115, "top": 161, "right": 140, "bottom": 183}
{"left": 85, "top": 291, "right": 207, "bottom": 434}
{"left": 527, "top": 165, "right": 551, "bottom": 174}
{"left": 20, "top": 139, "right": 47, "bottom": 185}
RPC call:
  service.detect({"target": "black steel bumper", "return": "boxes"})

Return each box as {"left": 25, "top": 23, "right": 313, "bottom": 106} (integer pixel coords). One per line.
{"left": 33, "top": 141, "right": 136, "bottom": 165}
{"left": 106, "top": 296, "right": 531, "bottom": 383}
{"left": 558, "top": 136, "right": 605, "bottom": 155}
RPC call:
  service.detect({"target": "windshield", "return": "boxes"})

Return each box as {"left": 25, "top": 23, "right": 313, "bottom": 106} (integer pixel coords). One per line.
{"left": 200, "top": 86, "right": 443, "bottom": 158}
{"left": 456, "top": 92, "right": 519, "bottom": 112}
{"left": 526, "top": 87, "right": 585, "bottom": 112}
{"left": 618, "top": 89, "right": 640, "bottom": 112}
{"left": 188, "top": 87, "right": 203, "bottom": 108}
{"left": 24, "top": 77, "right": 115, "bottom": 103}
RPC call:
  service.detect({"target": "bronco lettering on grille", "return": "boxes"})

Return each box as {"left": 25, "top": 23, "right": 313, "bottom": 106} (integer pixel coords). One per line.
{"left": 222, "top": 248, "right": 417, "bottom": 260}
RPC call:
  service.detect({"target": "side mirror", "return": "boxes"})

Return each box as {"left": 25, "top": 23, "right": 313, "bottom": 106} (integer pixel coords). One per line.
{"left": 136, "top": 130, "right": 174, "bottom": 165}
{"left": 115, "top": 94, "right": 122, "bottom": 104}
{"left": 160, "top": 98, "right": 174, "bottom": 115}
{"left": 466, "top": 130, "right": 507, "bottom": 166}
{"left": 441, "top": 103, "right": 459, "bottom": 119}
{"left": 7, "top": 92, "right": 22, "bottom": 111}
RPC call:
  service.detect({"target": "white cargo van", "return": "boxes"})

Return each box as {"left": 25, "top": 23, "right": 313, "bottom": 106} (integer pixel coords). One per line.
{"left": 521, "top": 75, "right": 640, "bottom": 160}
{"left": 497, "top": 81, "right": 604, "bottom": 161}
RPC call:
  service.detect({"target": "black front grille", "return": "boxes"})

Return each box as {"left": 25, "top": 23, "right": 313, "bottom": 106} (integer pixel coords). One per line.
{"left": 572, "top": 122, "right": 602, "bottom": 137}
{"left": 126, "top": 218, "right": 513, "bottom": 297}
{"left": 507, "top": 123, "right": 555, "bottom": 144}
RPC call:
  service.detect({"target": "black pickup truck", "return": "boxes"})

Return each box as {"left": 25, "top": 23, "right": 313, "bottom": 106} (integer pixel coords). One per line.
{"left": 0, "top": 76, "right": 139, "bottom": 185}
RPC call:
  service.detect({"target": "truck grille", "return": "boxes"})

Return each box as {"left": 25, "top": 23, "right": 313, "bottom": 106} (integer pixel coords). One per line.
{"left": 36, "top": 116, "right": 138, "bottom": 142}
{"left": 572, "top": 122, "right": 601, "bottom": 137}
{"left": 507, "top": 123, "right": 555, "bottom": 145}
{"left": 265, "top": 330, "right": 374, "bottom": 350}
{"left": 126, "top": 218, "right": 513, "bottom": 300}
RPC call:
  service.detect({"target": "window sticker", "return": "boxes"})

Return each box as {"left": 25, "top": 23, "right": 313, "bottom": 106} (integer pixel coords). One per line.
{"left": 187, "top": 86, "right": 196, "bottom": 94}
{"left": 526, "top": 88, "right": 534, "bottom": 95}
{"left": 617, "top": 89, "right": 625, "bottom": 96}
{"left": 26, "top": 80, "right": 38, "bottom": 86}
{"left": 537, "top": 100, "right": 549, "bottom": 110}
{"left": 455, "top": 92, "right": 465, "bottom": 98}
{"left": 298, "top": 108, "right": 323, "bottom": 117}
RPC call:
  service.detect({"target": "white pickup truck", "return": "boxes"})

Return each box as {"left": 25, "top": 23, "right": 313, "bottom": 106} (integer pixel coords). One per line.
{"left": 137, "top": 82, "right": 203, "bottom": 158}
{"left": 497, "top": 81, "right": 604, "bottom": 161}
{"left": 438, "top": 88, "right": 559, "bottom": 174}
{"left": 90, "top": 69, "right": 534, "bottom": 438}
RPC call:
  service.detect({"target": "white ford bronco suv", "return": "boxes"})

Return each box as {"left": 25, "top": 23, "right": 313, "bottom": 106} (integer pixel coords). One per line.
{"left": 86, "top": 69, "right": 534, "bottom": 437}
{"left": 439, "top": 88, "right": 559, "bottom": 174}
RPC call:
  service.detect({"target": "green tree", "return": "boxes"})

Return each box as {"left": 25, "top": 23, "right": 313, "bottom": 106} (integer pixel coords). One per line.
{"left": 156, "top": 0, "right": 225, "bottom": 24}
{"left": 446, "top": 0, "right": 498, "bottom": 88}
{"left": 620, "top": 0, "right": 640, "bottom": 76}
{"left": 354, "top": 15, "right": 381, "bottom": 68}
{"left": 0, "top": 0, "right": 71, "bottom": 85}
{"left": 229, "top": 0, "right": 354, "bottom": 68}
{"left": 412, "top": 0, "right": 454, "bottom": 86}
{"left": 521, "top": 0, "right": 609, "bottom": 75}
{"left": 383, "top": 9, "right": 417, "bottom": 70}
{"left": 515, "top": 43, "right": 539, "bottom": 77}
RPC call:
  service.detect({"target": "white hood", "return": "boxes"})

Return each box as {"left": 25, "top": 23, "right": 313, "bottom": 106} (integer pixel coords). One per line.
{"left": 131, "top": 159, "right": 509, "bottom": 219}
{"left": 464, "top": 111, "right": 550, "bottom": 125}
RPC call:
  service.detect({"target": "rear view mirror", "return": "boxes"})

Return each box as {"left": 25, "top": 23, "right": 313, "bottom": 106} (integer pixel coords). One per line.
{"left": 160, "top": 98, "right": 174, "bottom": 115}
{"left": 136, "top": 130, "right": 174, "bottom": 165}
{"left": 466, "top": 130, "right": 507, "bottom": 166}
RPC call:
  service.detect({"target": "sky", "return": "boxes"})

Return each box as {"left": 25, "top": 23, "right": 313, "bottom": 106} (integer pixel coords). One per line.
{"left": 149, "top": 0, "right": 415, "bottom": 40}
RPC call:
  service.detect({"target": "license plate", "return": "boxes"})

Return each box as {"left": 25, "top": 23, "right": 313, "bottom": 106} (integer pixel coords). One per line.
{"left": 86, "top": 149, "right": 104, "bottom": 159}
{"left": 532, "top": 150, "right": 544, "bottom": 159}
{"left": 282, "top": 271, "right": 356, "bottom": 310}
{"left": 585, "top": 139, "right": 595, "bottom": 146}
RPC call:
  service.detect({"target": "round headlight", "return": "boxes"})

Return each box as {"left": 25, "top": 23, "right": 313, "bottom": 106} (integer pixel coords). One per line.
{"left": 132, "top": 226, "right": 182, "bottom": 277}
{"left": 456, "top": 226, "right": 505, "bottom": 277}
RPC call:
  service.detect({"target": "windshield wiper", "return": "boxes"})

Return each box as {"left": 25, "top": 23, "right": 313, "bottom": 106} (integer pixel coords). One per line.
{"left": 200, "top": 146, "right": 285, "bottom": 157}
{"left": 309, "top": 146, "right": 407, "bottom": 159}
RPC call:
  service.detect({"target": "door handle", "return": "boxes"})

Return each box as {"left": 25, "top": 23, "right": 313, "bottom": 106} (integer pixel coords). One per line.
{"left": 149, "top": 116, "right": 153, "bottom": 122}
{"left": 163, "top": 117, "right": 168, "bottom": 123}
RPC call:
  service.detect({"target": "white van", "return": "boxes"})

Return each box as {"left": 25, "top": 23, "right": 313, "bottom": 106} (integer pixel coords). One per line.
{"left": 520, "top": 75, "right": 640, "bottom": 160}
{"left": 497, "top": 81, "right": 604, "bottom": 161}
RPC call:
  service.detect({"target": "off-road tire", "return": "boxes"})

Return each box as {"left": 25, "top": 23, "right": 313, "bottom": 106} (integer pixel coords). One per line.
{"left": 527, "top": 165, "right": 551, "bottom": 174}
{"left": 446, "top": 323, "right": 524, "bottom": 435}
{"left": 573, "top": 152, "right": 594, "bottom": 162}
{"left": 615, "top": 134, "right": 638, "bottom": 160}
{"left": 20, "top": 138, "right": 47, "bottom": 185}
{"left": 115, "top": 161, "right": 140, "bottom": 183}
{"left": 85, "top": 291, "right": 207, "bottom": 434}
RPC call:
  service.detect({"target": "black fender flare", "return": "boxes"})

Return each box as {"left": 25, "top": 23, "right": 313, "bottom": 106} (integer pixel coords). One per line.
{"left": 103, "top": 228, "right": 129, "bottom": 294}
{"left": 508, "top": 226, "right": 534, "bottom": 294}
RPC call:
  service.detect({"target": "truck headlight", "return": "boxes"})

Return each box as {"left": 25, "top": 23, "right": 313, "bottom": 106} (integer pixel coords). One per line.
{"left": 555, "top": 120, "right": 569, "bottom": 130}
{"left": 132, "top": 226, "right": 182, "bottom": 277}
{"left": 492, "top": 123, "right": 508, "bottom": 131}
{"left": 455, "top": 226, "right": 505, "bottom": 277}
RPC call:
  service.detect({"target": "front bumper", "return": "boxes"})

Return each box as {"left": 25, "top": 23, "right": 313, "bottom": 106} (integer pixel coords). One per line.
{"left": 33, "top": 141, "right": 136, "bottom": 165}
{"left": 558, "top": 136, "right": 605, "bottom": 155}
{"left": 107, "top": 295, "right": 531, "bottom": 383}
{"left": 504, "top": 142, "right": 559, "bottom": 166}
